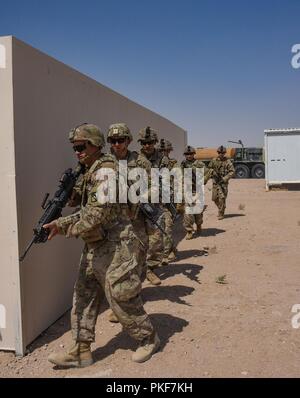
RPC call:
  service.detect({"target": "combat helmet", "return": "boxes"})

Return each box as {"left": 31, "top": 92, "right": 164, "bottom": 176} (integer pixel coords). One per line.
{"left": 138, "top": 126, "right": 158, "bottom": 143}
{"left": 184, "top": 145, "right": 196, "bottom": 155}
{"left": 107, "top": 123, "right": 133, "bottom": 143}
{"left": 69, "top": 123, "right": 105, "bottom": 147}
{"left": 159, "top": 139, "right": 173, "bottom": 151}
{"left": 217, "top": 145, "right": 227, "bottom": 154}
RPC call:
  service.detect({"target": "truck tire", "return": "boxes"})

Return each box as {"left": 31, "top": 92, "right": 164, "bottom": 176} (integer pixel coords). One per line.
{"left": 251, "top": 164, "right": 265, "bottom": 179}
{"left": 234, "top": 164, "right": 250, "bottom": 179}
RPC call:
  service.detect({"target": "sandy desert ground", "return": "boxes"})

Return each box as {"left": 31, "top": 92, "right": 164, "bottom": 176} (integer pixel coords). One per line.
{"left": 1, "top": 179, "right": 300, "bottom": 378}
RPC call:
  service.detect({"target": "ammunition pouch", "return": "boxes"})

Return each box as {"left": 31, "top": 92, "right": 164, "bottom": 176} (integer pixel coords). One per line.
{"left": 81, "top": 227, "right": 107, "bottom": 243}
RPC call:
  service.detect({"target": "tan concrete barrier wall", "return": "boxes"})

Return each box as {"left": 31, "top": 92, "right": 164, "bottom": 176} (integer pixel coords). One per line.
{"left": 0, "top": 36, "right": 186, "bottom": 354}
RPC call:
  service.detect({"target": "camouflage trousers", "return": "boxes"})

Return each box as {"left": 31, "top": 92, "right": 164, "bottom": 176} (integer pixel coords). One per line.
{"left": 212, "top": 183, "right": 228, "bottom": 215}
{"left": 145, "top": 212, "right": 164, "bottom": 270}
{"left": 71, "top": 231, "right": 154, "bottom": 343}
{"left": 183, "top": 209, "right": 203, "bottom": 232}
{"left": 163, "top": 208, "right": 176, "bottom": 256}
{"left": 132, "top": 212, "right": 149, "bottom": 269}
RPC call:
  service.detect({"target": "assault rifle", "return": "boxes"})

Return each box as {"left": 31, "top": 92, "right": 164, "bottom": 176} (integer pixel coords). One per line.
{"left": 207, "top": 168, "right": 224, "bottom": 184}
{"left": 139, "top": 203, "right": 167, "bottom": 236}
{"left": 165, "top": 202, "right": 178, "bottom": 222}
{"left": 19, "top": 163, "right": 84, "bottom": 262}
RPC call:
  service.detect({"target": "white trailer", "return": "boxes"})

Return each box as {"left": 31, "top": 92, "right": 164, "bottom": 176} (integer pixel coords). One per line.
{"left": 264, "top": 128, "right": 300, "bottom": 191}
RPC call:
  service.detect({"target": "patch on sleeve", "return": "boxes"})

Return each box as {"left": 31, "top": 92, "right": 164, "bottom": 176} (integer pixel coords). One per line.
{"left": 90, "top": 191, "right": 98, "bottom": 203}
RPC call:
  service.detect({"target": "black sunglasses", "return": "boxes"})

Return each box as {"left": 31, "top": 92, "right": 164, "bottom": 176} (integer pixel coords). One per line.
{"left": 110, "top": 138, "right": 126, "bottom": 144}
{"left": 73, "top": 143, "right": 87, "bottom": 153}
{"left": 141, "top": 140, "right": 155, "bottom": 145}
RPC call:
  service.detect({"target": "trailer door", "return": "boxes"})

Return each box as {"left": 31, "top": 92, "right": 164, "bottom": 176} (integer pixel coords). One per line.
{"left": 267, "top": 132, "right": 300, "bottom": 182}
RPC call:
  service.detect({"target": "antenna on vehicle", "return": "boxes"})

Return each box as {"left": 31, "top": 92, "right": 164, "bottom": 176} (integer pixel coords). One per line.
{"left": 228, "top": 140, "right": 244, "bottom": 149}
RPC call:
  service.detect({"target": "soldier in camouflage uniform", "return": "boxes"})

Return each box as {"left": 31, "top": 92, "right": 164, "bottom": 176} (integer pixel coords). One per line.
{"left": 181, "top": 146, "right": 207, "bottom": 240}
{"left": 138, "top": 127, "right": 173, "bottom": 285}
{"left": 207, "top": 145, "right": 235, "bottom": 220}
{"left": 106, "top": 122, "right": 154, "bottom": 321}
{"left": 45, "top": 123, "right": 160, "bottom": 367}
{"left": 158, "top": 139, "right": 178, "bottom": 264}
{"left": 159, "top": 139, "right": 177, "bottom": 167}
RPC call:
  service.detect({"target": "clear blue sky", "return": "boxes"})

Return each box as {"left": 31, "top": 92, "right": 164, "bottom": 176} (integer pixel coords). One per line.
{"left": 1, "top": 0, "right": 300, "bottom": 147}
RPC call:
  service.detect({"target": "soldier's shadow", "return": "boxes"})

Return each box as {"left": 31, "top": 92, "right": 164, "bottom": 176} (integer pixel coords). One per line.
{"left": 27, "top": 300, "right": 111, "bottom": 352}
{"left": 141, "top": 284, "right": 195, "bottom": 306}
{"left": 201, "top": 228, "right": 226, "bottom": 237}
{"left": 156, "top": 263, "right": 203, "bottom": 284}
{"left": 224, "top": 213, "right": 245, "bottom": 219}
{"left": 174, "top": 249, "right": 207, "bottom": 261}
{"left": 93, "top": 313, "right": 189, "bottom": 362}
{"left": 27, "top": 311, "right": 72, "bottom": 352}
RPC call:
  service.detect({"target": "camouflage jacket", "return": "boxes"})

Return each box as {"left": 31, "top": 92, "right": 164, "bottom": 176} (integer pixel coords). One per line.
{"left": 128, "top": 150, "right": 151, "bottom": 173}
{"left": 167, "top": 157, "right": 180, "bottom": 203}
{"left": 140, "top": 149, "right": 177, "bottom": 204}
{"left": 181, "top": 159, "right": 208, "bottom": 189}
{"left": 166, "top": 157, "right": 179, "bottom": 170}
{"left": 140, "top": 148, "right": 170, "bottom": 169}
{"left": 56, "top": 153, "right": 119, "bottom": 242}
{"left": 181, "top": 159, "right": 206, "bottom": 170}
{"left": 116, "top": 150, "right": 151, "bottom": 218}
{"left": 207, "top": 157, "right": 235, "bottom": 184}
{"left": 68, "top": 172, "right": 85, "bottom": 207}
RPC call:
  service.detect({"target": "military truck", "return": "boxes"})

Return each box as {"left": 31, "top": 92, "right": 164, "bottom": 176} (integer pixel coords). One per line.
{"left": 195, "top": 140, "right": 265, "bottom": 179}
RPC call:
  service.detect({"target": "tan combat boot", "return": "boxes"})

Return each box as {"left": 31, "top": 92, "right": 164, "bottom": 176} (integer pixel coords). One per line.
{"left": 161, "top": 257, "right": 169, "bottom": 266}
{"left": 196, "top": 225, "right": 202, "bottom": 234}
{"left": 108, "top": 309, "right": 119, "bottom": 323}
{"left": 185, "top": 231, "right": 193, "bottom": 240}
{"left": 167, "top": 250, "right": 177, "bottom": 262}
{"left": 132, "top": 333, "right": 161, "bottom": 363}
{"left": 48, "top": 342, "right": 93, "bottom": 368}
{"left": 218, "top": 211, "right": 224, "bottom": 220}
{"left": 146, "top": 269, "right": 161, "bottom": 285}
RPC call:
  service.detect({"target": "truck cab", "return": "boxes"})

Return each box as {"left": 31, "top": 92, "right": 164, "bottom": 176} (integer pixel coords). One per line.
{"left": 234, "top": 147, "right": 265, "bottom": 178}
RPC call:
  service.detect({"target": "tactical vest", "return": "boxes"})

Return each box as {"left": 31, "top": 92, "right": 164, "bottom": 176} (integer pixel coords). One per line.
{"left": 81, "top": 153, "right": 116, "bottom": 207}
{"left": 181, "top": 159, "right": 205, "bottom": 190}
{"left": 208, "top": 158, "right": 234, "bottom": 182}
